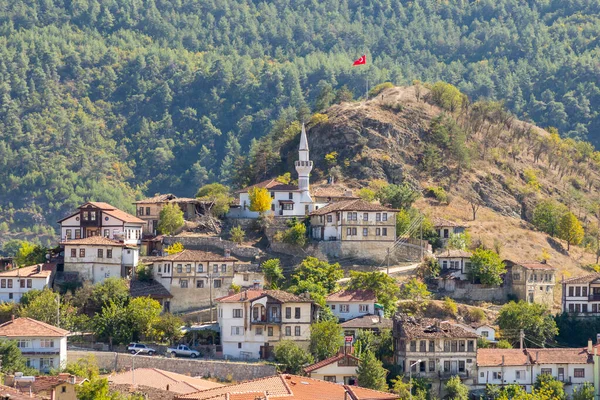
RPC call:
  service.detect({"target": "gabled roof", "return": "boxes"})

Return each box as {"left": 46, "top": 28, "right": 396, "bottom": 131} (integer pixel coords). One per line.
{"left": 235, "top": 179, "right": 299, "bottom": 194}
{"left": 393, "top": 315, "right": 478, "bottom": 340}
{"left": 311, "top": 186, "right": 359, "bottom": 199}
{"left": 130, "top": 280, "right": 173, "bottom": 299}
{"left": 9, "top": 374, "right": 86, "bottom": 394}
{"left": 216, "top": 290, "right": 312, "bottom": 304}
{"left": 0, "top": 317, "right": 69, "bottom": 337}
{"left": 477, "top": 349, "right": 531, "bottom": 367}
{"left": 61, "top": 236, "right": 126, "bottom": 247}
{"left": 0, "top": 263, "right": 55, "bottom": 278}
{"left": 81, "top": 201, "right": 116, "bottom": 210}
{"left": 477, "top": 348, "right": 592, "bottom": 367}
{"left": 436, "top": 249, "right": 472, "bottom": 259}
{"left": 58, "top": 202, "right": 144, "bottom": 224}
{"left": 326, "top": 290, "right": 377, "bottom": 302}
{"left": 508, "top": 260, "right": 556, "bottom": 271}
{"left": 340, "top": 315, "right": 393, "bottom": 330}
{"left": 310, "top": 199, "right": 398, "bottom": 216}
{"left": 109, "top": 368, "right": 223, "bottom": 394}
{"left": 431, "top": 217, "right": 463, "bottom": 228}
{"left": 155, "top": 250, "right": 237, "bottom": 263}
{"left": 175, "top": 374, "right": 398, "bottom": 400}
{"left": 134, "top": 194, "right": 178, "bottom": 204}
{"left": 0, "top": 384, "right": 45, "bottom": 400}
{"left": 304, "top": 352, "right": 359, "bottom": 373}
{"left": 563, "top": 273, "right": 600, "bottom": 285}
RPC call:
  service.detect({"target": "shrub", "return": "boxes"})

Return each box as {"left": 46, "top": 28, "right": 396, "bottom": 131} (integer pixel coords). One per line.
{"left": 468, "top": 308, "right": 486, "bottom": 323}
{"left": 425, "top": 186, "right": 449, "bottom": 204}
{"left": 443, "top": 297, "right": 458, "bottom": 316}
{"left": 368, "top": 82, "right": 394, "bottom": 97}
{"left": 275, "top": 222, "right": 307, "bottom": 247}
{"left": 309, "top": 113, "right": 329, "bottom": 126}
{"left": 229, "top": 225, "right": 245, "bottom": 244}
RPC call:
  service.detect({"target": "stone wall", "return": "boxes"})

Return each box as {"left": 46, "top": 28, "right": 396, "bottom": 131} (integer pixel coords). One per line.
{"left": 438, "top": 280, "right": 509, "bottom": 302}
{"left": 164, "top": 236, "right": 261, "bottom": 260}
{"left": 68, "top": 351, "right": 277, "bottom": 382}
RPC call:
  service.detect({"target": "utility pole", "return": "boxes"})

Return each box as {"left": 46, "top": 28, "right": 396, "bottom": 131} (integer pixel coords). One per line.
{"left": 420, "top": 219, "right": 424, "bottom": 260}
{"left": 56, "top": 292, "right": 60, "bottom": 328}
{"left": 209, "top": 270, "right": 213, "bottom": 322}
{"left": 386, "top": 248, "right": 390, "bottom": 275}
{"left": 520, "top": 330, "right": 524, "bottom": 349}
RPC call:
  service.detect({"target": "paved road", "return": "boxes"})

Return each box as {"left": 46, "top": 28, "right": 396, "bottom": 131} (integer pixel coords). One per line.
{"left": 338, "top": 262, "right": 419, "bottom": 283}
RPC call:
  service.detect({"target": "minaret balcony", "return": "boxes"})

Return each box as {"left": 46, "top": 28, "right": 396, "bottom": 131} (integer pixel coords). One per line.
{"left": 295, "top": 160, "right": 313, "bottom": 168}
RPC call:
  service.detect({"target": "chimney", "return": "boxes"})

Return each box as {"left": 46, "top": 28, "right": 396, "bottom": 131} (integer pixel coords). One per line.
{"left": 343, "top": 189, "right": 353, "bottom": 197}
{"left": 536, "top": 351, "right": 539, "bottom": 363}
{"left": 11, "top": 314, "right": 14, "bottom": 322}
{"left": 253, "top": 282, "right": 260, "bottom": 290}
{"left": 541, "top": 259, "right": 547, "bottom": 264}
{"left": 224, "top": 249, "right": 231, "bottom": 257}
{"left": 588, "top": 339, "right": 593, "bottom": 354}
{"left": 69, "top": 375, "right": 76, "bottom": 384}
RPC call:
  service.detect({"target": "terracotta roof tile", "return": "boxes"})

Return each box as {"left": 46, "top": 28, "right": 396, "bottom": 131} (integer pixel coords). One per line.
{"left": 103, "top": 208, "right": 145, "bottom": 224}
{"left": 155, "top": 250, "right": 237, "bottom": 263}
{"left": 477, "top": 349, "right": 531, "bottom": 367}
{"left": 0, "top": 384, "right": 45, "bottom": 399}
{"left": 513, "top": 261, "right": 556, "bottom": 271}
{"left": 216, "top": 290, "right": 312, "bottom": 304}
{"left": 340, "top": 315, "right": 393, "bottom": 330}
{"left": 61, "top": 236, "right": 126, "bottom": 246}
{"left": 310, "top": 199, "right": 398, "bottom": 216}
{"left": 0, "top": 263, "right": 55, "bottom": 278}
{"left": 431, "top": 217, "right": 463, "bottom": 228}
{"left": 563, "top": 273, "right": 600, "bottom": 284}
{"left": 130, "top": 280, "right": 173, "bottom": 299}
{"left": 311, "top": 186, "right": 359, "bottom": 199}
{"left": 393, "top": 315, "right": 478, "bottom": 340}
{"left": 9, "top": 374, "right": 85, "bottom": 394}
{"left": 134, "top": 194, "right": 178, "bottom": 204}
{"left": 477, "top": 348, "right": 591, "bottom": 367}
{"left": 110, "top": 383, "right": 178, "bottom": 400}
{"left": 530, "top": 348, "right": 590, "bottom": 364}
{"left": 109, "top": 369, "right": 223, "bottom": 394}
{"left": 304, "top": 353, "right": 359, "bottom": 373}
{"left": 83, "top": 202, "right": 117, "bottom": 210}
{"left": 235, "top": 179, "right": 299, "bottom": 194}
{"left": 436, "top": 249, "right": 472, "bottom": 258}
{"left": 326, "top": 290, "right": 377, "bottom": 302}
{"left": 0, "top": 317, "right": 69, "bottom": 337}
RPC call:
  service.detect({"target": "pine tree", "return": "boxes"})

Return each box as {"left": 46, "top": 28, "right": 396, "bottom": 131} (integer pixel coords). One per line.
{"left": 356, "top": 351, "right": 388, "bottom": 391}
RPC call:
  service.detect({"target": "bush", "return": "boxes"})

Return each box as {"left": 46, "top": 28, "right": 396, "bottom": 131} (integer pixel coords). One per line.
{"left": 425, "top": 186, "right": 449, "bottom": 204}
{"left": 468, "top": 308, "right": 486, "bottom": 323}
{"left": 368, "top": 82, "right": 394, "bottom": 97}
{"left": 229, "top": 225, "right": 245, "bottom": 244}
{"left": 443, "top": 297, "right": 458, "bottom": 316}
{"left": 275, "top": 222, "right": 307, "bottom": 247}
{"left": 430, "top": 82, "right": 468, "bottom": 112}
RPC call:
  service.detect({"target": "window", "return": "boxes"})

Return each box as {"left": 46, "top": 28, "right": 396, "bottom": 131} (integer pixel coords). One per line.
{"left": 324, "top": 376, "right": 336, "bottom": 383}
{"left": 40, "top": 339, "right": 54, "bottom": 348}
{"left": 376, "top": 213, "right": 381, "bottom": 222}
{"left": 459, "top": 340, "right": 466, "bottom": 352}
{"left": 295, "top": 307, "right": 301, "bottom": 319}
{"left": 516, "top": 370, "right": 526, "bottom": 380}
{"left": 214, "top": 279, "right": 221, "bottom": 288}
{"left": 451, "top": 341, "right": 458, "bottom": 352}
{"left": 285, "top": 307, "right": 292, "bottom": 319}
{"left": 196, "top": 280, "right": 204, "bottom": 288}
{"left": 243, "top": 274, "right": 249, "bottom": 281}
{"left": 7, "top": 279, "right": 12, "bottom": 288}
{"left": 493, "top": 372, "right": 502, "bottom": 380}
{"left": 26, "top": 279, "right": 32, "bottom": 288}
{"left": 268, "top": 327, "right": 273, "bottom": 336}
{"left": 177, "top": 264, "right": 183, "bottom": 273}
{"left": 271, "top": 204, "right": 275, "bottom": 211}
{"left": 107, "top": 249, "right": 112, "bottom": 258}
{"left": 79, "top": 249, "right": 85, "bottom": 257}
{"left": 0, "top": 280, "right": 4, "bottom": 288}
{"left": 583, "top": 304, "right": 588, "bottom": 313}
{"left": 40, "top": 358, "right": 54, "bottom": 369}
{"left": 233, "top": 309, "right": 243, "bottom": 318}
{"left": 213, "top": 264, "right": 219, "bottom": 273}
{"left": 145, "top": 207, "right": 150, "bottom": 215}
{"left": 382, "top": 213, "right": 388, "bottom": 221}
{"left": 98, "top": 249, "right": 103, "bottom": 258}
{"left": 347, "top": 228, "right": 351, "bottom": 236}
{"left": 410, "top": 361, "right": 418, "bottom": 372}
{"left": 283, "top": 203, "right": 294, "bottom": 210}
{"left": 104, "top": 229, "right": 109, "bottom": 237}
{"left": 363, "top": 228, "right": 368, "bottom": 236}
{"left": 410, "top": 341, "right": 417, "bottom": 352}
{"left": 180, "top": 280, "right": 188, "bottom": 288}
{"left": 382, "top": 228, "right": 387, "bottom": 236}
{"left": 429, "top": 340, "right": 435, "bottom": 352}
{"left": 295, "top": 326, "right": 301, "bottom": 336}
{"left": 419, "top": 340, "right": 426, "bottom": 352}
{"left": 256, "top": 327, "right": 263, "bottom": 336}
{"left": 359, "top": 304, "right": 369, "bottom": 313}
{"left": 429, "top": 360, "right": 435, "bottom": 372}
{"left": 574, "top": 368, "right": 585, "bottom": 378}
{"left": 467, "top": 340, "right": 474, "bottom": 352}
{"left": 20, "top": 279, "right": 25, "bottom": 288}
{"left": 17, "top": 340, "right": 30, "bottom": 348}
{"left": 569, "top": 286, "right": 574, "bottom": 296}
{"left": 66, "top": 229, "right": 72, "bottom": 239}
{"left": 363, "top": 213, "right": 368, "bottom": 221}
{"left": 90, "top": 212, "right": 96, "bottom": 221}
{"left": 83, "top": 212, "right": 89, "bottom": 221}
{"left": 327, "top": 215, "right": 333, "bottom": 223}
{"left": 221, "top": 264, "right": 227, "bottom": 273}
{"left": 583, "top": 287, "right": 588, "bottom": 296}
{"left": 75, "top": 230, "right": 81, "bottom": 239}
{"left": 61, "top": 386, "right": 66, "bottom": 393}
{"left": 70, "top": 249, "right": 76, "bottom": 257}
{"left": 376, "top": 228, "right": 381, "bottom": 236}
{"left": 231, "top": 326, "right": 243, "bottom": 336}
{"left": 569, "top": 304, "right": 574, "bottom": 312}
{"left": 289, "top": 193, "right": 293, "bottom": 200}
{"left": 340, "top": 304, "right": 350, "bottom": 313}
{"left": 459, "top": 360, "right": 465, "bottom": 372}
{"left": 482, "top": 331, "right": 489, "bottom": 338}
{"left": 139, "top": 208, "right": 144, "bottom": 216}
{"left": 576, "top": 287, "right": 581, "bottom": 296}
{"left": 513, "top": 273, "right": 521, "bottom": 281}
{"left": 184, "top": 264, "right": 191, "bottom": 273}
{"left": 285, "top": 326, "right": 291, "bottom": 336}
{"left": 420, "top": 361, "right": 426, "bottom": 372}
{"left": 444, "top": 361, "right": 450, "bottom": 372}
{"left": 197, "top": 264, "right": 204, "bottom": 273}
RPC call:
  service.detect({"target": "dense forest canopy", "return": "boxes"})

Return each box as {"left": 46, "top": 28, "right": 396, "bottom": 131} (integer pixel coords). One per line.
{"left": 1, "top": 0, "right": 599, "bottom": 234}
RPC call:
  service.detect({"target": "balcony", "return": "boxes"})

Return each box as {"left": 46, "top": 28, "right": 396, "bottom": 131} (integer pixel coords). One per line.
{"left": 251, "top": 316, "right": 282, "bottom": 324}
{"left": 589, "top": 294, "right": 600, "bottom": 301}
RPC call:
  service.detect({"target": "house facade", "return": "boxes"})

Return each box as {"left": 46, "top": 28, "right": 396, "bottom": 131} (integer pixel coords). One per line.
{"left": 58, "top": 202, "right": 144, "bottom": 246}
{"left": 216, "top": 290, "right": 316, "bottom": 360}
{"left": 476, "top": 347, "right": 594, "bottom": 395}
{"left": 304, "top": 352, "right": 359, "bottom": 385}
{"left": 506, "top": 260, "right": 556, "bottom": 307}
{"left": 150, "top": 249, "right": 238, "bottom": 313}
{"left": 5, "top": 374, "right": 85, "bottom": 400}
{"left": 62, "top": 236, "right": 138, "bottom": 283}
{"left": 326, "top": 290, "right": 378, "bottom": 321}
{"left": 229, "top": 124, "right": 314, "bottom": 218}
{"left": 0, "top": 317, "right": 68, "bottom": 373}
{"left": 309, "top": 199, "right": 398, "bottom": 242}
{"left": 562, "top": 273, "right": 600, "bottom": 316}
{"left": 436, "top": 249, "right": 472, "bottom": 280}
{"left": 0, "top": 263, "right": 55, "bottom": 303}
{"left": 393, "top": 315, "right": 478, "bottom": 382}
{"left": 340, "top": 315, "right": 393, "bottom": 342}
{"left": 432, "top": 217, "right": 466, "bottom": 247}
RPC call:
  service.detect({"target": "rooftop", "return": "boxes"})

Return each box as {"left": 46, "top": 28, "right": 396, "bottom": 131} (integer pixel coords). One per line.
{"left": 563, "top": 273, "right": 600, "bottom": 285}
{"left": 0, "top": 263, "right": 56, "bottom": 278}
{"left": 340, "top": 315, "right": 393, "bottom": 330}
{"left": 7, "top": 374, "right": 86, "bottom": 394}
{"left": 108, "top": 368, "right": 223, "bottom": 394}
{"left": 477, "top": 348, "right": 591, "bottom": 367}
{"left": 394, "top": 315, "right": 478, "bottom": 340}
{"left": 175, "top": 374, "right": 398, "bottom": 400}
{"left": 436, "top": 249, "right": 472, "bottom": 258}
{"left": 216, "top": 290, "right": 313, "bottom": 304}
{"left": 235, "top": 179, "right": 299, "bottom": 194}
{"left": 326, "top": 289, "right": 377, "bottom": 302}
{"left": 431, "top": 216, "right": 464, "bottom": 228}
{"left": 58, "top": 202, "right": 144, "bottom": 224}
{"left": 311, "top": 186, "right": 359, "bottom": 199}
{"left": 310, "top": 199, "right": 398, "bottom": 216}
{"left": 304, "top": 352, "right": 359, "bottom": 373}
{"left": 155, "top": 249, "right": 237, "bottom": 263}
{"left": 510, "top": 260, "right": 557, "bottom": 271}
{"left": 0, "top": 384, "right": 45, "bottom": 400}
{"left": 0, "top": 317, "right": 69, "bottom": 338}
{"left": 61, "top": 236, "right": 126, "bottom": 247}
{"left": 134, "top": 194, "right": 178, "bottom": 204}
{"left": 477, "top": 349, "right": 531, "bottom": 367}
{"left": 130, "top": 280, "right": 173, "bottom": 299}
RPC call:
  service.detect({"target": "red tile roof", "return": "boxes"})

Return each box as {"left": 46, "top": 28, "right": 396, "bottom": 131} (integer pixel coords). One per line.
{"left": 530, "top": 348, "right": 591, "bottom": 364}
{"left": 103, "top": 208, "right": 145, "bottom": 224}
{"left": 563, "top": 273, "right": 600, "bottom": 285}
{"left": 311, "top": 186, "right": 359, "bottom": 199}
{"left": 304, "top": 352, "right": 359, "bottom": 373}
{"left": 436, "top": 249, "right": 472, "bottom": 258}
{"left": 108, "top": 368, "right": 223, "bottom": 393}
{"left": 0, "top": 317, "right": 69, "bottom": 337}
{"left": 0, "top": 263, "right": 55, "bottom": 278}
{"left": 8, "top": 374, "right": 86, "bottom": 394}
{"left": 216, "top": 290, "right": 312, "bottom": 304}
{"left": 155, "top": 249, "right": 237, "bottom": 263}
{"left": 310, "top": 199, "right": 398, "bottom": 216}
{"left": 394, "top": 315, "right": 478, "bottom": 340}
{"left": 477, "top": 349, "right": 531, "bottom": 367}
{"left": 326, "top": 290, "right": 377, "bottom": 302}
{"left": 175, "top": 374, "right": 398, "bottom": 400}
{"left": 82, "top": 201, "right": 117, "bottom": 210}
{"left": 431, "top": 217, "right": 463, "bottom": 228}
{"left": 235, "top": 179, "right": 299, "bottom": 194}
{"left": 0, "top": 384, "right": 45, "bottom": 399}
{"left": 61, "top": 236, "right": 126, "bottom": 246}
{"left": 477, "top": 348, "right": 592, "bottom": 367}
{"left": 340, "top": 315, "right": 393, "bottom": 330}
{"left": 514, "top": 261, "right": 556, "bottom": 271}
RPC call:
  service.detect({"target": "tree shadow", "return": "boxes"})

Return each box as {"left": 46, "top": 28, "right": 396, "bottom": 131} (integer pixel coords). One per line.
{"left": 546, "top": 237, "right": 568, "bottom": 256}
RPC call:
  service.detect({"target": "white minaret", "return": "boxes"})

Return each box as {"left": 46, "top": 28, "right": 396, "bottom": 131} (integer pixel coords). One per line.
{"left": 295, "top": 123, "right": 313, "bottom": 209}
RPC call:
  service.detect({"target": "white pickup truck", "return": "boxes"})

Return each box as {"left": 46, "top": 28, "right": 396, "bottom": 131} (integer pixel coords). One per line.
{"left": 167, "top": 344, "right": 200, "bottom": 358}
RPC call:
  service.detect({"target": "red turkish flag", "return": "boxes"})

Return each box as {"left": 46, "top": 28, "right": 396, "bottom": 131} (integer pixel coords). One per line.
{"left": 353, "top": 55, "right": 366, "bottom": 66}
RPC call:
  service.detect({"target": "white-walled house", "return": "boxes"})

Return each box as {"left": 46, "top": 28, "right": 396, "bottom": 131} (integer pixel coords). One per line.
{"left": 304, "top": 352, "right": 359, "bottom": 385}
{"left": 432, "top": 217, "right": 465, "bottom": 246}
{"left": 436, "top": 249, "right": 472, "bottom": 280}
{"left": 216, "top": 289, "right": 317, "bottom": 360}
{"left": 476, "top": 347, "right": 594, "bottom": 395}
{"left": 62, "top": 236, "right": 138, "bottom": 283}
{"left": 58, "top": 202, "right": 144, "bottom": 246}
{"left": 0, "top": 263, "right": 56, "bottom": 303}
{"left": 562, "top": 273, "right": 600, "bottom": 316}
{"left": 456, "top": 323, "right": 498, "bottom": 344}
{"left": 0, "top": 317, "right": 68, "bottom": 373}
{"left": 325, "top": 290, "right": 378, "bottom": 321}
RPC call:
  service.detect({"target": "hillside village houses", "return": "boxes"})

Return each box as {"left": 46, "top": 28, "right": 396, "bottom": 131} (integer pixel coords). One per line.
{"left": 432, "top": 217, "right": 466, "bottom": 247}
{"left": 325, "top": 289, "right": 380, "bottom": 322}
{"left": 505, "top": 260, "right": 556, "bottom": 307}
{"left": 0, "top": 317, "right": 68, "bottom": 373}
{"left": 0, "top": 263, "right": 56, "bottom": 303}
{"left": 304, "top": 351, "right": 360, "bottom": 385}
{"left": 561, "top": 273, "right": 600, "bottom": 316}
{"left": 58, "top": 201, "right": 144, "bottom": 246}
{"left": 436, "top": 248, "right": 473, "bottom": 280}
{"left": 216, "top": 289, "right": 317, "bottom": 360}
{"left": 62, "top": 236, "right": 138, "bottom": 284}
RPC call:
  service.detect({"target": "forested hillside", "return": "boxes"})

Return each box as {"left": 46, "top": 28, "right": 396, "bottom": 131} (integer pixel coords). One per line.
{"left": 1, "top": 0, "right": 600, "bottom": 234}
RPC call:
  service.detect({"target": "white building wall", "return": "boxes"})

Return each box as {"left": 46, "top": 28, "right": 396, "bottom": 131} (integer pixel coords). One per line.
{"left": 326, "top": 300, "right": 375, "bottom": 321}
{"left": 14, "top": 336, "right": 67, "bottom": 372}
{"left": 64, "top": 244, "right": 124, "bottom": 283}
{"left": 0, "top": 276, "right": 51, "bottom": 303}
{"left": 309, "top": 363, "right": 358, "bottom": 384}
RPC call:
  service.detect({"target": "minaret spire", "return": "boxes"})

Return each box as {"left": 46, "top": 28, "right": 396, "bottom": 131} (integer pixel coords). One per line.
{"left": 295, "top": 123, "right": 313, "bottom": 207}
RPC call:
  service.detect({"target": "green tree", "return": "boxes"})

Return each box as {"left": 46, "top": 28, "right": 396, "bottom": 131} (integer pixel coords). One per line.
{"left": 444, "top": 375, "right": 469, "bottom": 400}
{"left": 135, "top": 262, "right": 153, "bottom": 282}
{"left": 557, "top": 212, "right": 584, "bottom": 250}
{"left": 261, "top": 259, "right": 284, "bottom": 289}
{"left": 292, "top": 257, "right": 343, "bottom": 294}
{"left": 468, "top": 248, "right": 506, "bottom": 285}
{"left": 376, "top": 183, "right": 420, "bottom": 210}
{"left": 497, "top": 301, "right": 558, "bottom": 347}
{"left": 127, "top": 297, "right": 162, "bottom": 340}
{"left": 274, "top": 340, "right": 314, "bottom": 374}
{"left": 93, "top": 300, "right": 133, "bottom": 346}
{"left": 443, "top": 297, "right": 458, "bottom": 316}
{"left": 153, "top": 313, "right": 184, "bottom": 344}
{"left": 572, "top": 382, "right": 594, "bottom": 400}
{"left": 348, "top": 271, "right": 399, "bottom": 317}
{"left": 229, "top": 225, "right": 245, "bottom": 244}
{"left": 158, "top": 203, "right": 185, "bottom": 235}
{"left": 358, "top": 188, "right": 376, "bottom": 202}
{"left": 15, "top": 241, "right": 46, "bottom": 267}
{"left": 532, "top": 200, "right": 567, "bottom": 237}
{"left": 399, "top": 278, "right": 431, "bottom": 301}
{"left": 309, "top": 319, "right": 343, "bottom": 361}
{"left": 248, "top": 187, "right": 272, "bottom": 215}
{"left": 496, "top": 340, "right": 513, "bottom": 349}
{"left": 0, "top": 340, "right": 34, "bottom": 374}
{"left": 164, "top": 242, "right": 184, "bottom": 255}
{"left": 447, "top": 232, "right": 471, "bottom": 250}
{"left": 64, "top": 355, "right": 100, "bottom": 380}
{"left": 356, "top": 350, "right": 388, "bottom": 391}
{"left": 196, "top": 183, "right": 232, "bottom": 217}
{"left": 430, "top": 82, "right": 468, "bottom": 112}
{"left": 275, "top": 221, "right": 307, "bottom": 246}
{"left": 534, "top": 374, "right": 565, "bottom": 400}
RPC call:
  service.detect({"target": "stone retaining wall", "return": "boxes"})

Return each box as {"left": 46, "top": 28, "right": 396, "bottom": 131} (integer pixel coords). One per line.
{"left": 68, "top": 351, "right": 277, "bottom": 382}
